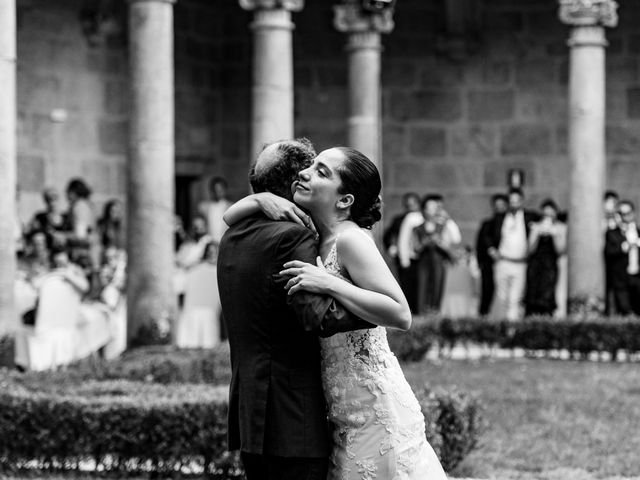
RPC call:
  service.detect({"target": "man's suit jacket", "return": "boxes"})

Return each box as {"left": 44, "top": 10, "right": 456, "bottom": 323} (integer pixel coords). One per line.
{"left": 382, "top": 212, "right": 407, "bottom": 251}
{"left": 605, "top": 226, "right": 640, "bottom": 287}
{"left": 217, "top": 213, "right": 372, "bottom": 458}
{"left": 484, "top": 210, "right": 539, "bottom": 254}
{"left": 475, "top": 216, "right": 496, "bottom": 267}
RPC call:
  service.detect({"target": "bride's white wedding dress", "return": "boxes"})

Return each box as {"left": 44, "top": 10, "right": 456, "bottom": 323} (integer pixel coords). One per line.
{"left": 320, "top": 241, "right": 448, "bottom": 480}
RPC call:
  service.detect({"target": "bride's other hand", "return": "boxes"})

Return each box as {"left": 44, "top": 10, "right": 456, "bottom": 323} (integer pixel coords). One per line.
{"left": 281, "top": 259, "right": 336, "bottom": 295}
{"left": 223, "top": 193, "right": 317, "bottom": 236}
{"left": 256, "top": 193, "right": 315, "bottom": 231}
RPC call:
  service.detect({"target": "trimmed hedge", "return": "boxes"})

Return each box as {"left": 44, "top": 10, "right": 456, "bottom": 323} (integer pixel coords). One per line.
{"left": 0, "top": 341, "right": 483, "bottom": 476}
{"left": 387, "top": 314, "right": 640, "bottom": 361}
{"left": 418, "top": 386, "right": 483, "bottom": 472}
{"left": 0, "top": 372, "right": 239, "bottom": 477}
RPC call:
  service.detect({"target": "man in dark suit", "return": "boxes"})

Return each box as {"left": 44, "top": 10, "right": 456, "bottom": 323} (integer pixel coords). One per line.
{"left": 604, "top": 200, "right": 640, "bottom": 315}
{"left": 475, "top": 193, "right": 508, "bottom": 316}
{"left": 382, "top": 192, "right": 420, "bottom": 307}
{"left": 484, "top": 188, "right": 539, "bottom": 320}
{"left": 217, "top": 138, "right": 371, "bottom": 480}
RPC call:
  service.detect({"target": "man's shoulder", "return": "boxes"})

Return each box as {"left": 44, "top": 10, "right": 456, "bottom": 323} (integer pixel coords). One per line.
{"left": 223, "top": 214, "right": 313, "bottom": 242}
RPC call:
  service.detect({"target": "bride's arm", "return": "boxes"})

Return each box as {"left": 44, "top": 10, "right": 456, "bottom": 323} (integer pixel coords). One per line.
{"left": 223, "top": 192, "right": 314, "bottom": 230}
{"left": 281, "top": 229, "right": 411, "bottom": 330}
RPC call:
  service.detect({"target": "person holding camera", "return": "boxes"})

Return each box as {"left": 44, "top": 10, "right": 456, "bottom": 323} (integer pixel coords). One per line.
{"left": 524, "top": 199, "right": 567, "bottom": 316}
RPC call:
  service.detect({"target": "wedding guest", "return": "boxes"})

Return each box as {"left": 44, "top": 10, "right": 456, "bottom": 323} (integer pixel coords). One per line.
{"left": 409, "top": 195, "right": 455, "bottom": 313}
{"left": 475, "top": 193, "right": 508, "bottom": 316}
{"left": 398, "top": 193, "right": 459, "bottom": 313}
{"left": 22, "top": 231, "right": 51, "bottom": 280}
{"left": 176, "top": 215, "right": 212, "bottom": 270}
{"left": 604, "top": 200, "right": 640, "bottom": 315}
{"left": 174, "top": 215, "right": 188, "bottom": 252}
{"left": 524, "top": 199, "right": 567, "bottom": 316}
{"left": 27, "top": 187, "right": 68, "bottom": 250}
{"left": 383, "top": 192, "right": 420, "bottom": 299}
{"left": 49, "top": 246, "right": 90, "bottom": 296}
{"left": 65, "top": 178, "right": 99, "bottom": 271}
{"left": 441, "top": 245, "right": 480, "bottom": 319}
{"left": 174, "top": 215, "right": 212, "bottom": 307}
{"left": 97, "top": 199, "right": 125, "bottom": 250}
{"left": 485, "top": 188, "right": 538, "bottom": 321}
{"left": 603, "top": 190, "right": 620, "bottom": 315}
{"left": 198, "top": 176, "right": 232, "bottom": 244}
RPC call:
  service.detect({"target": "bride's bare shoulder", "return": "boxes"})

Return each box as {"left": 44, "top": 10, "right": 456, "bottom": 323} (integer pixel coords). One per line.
{"left": 336, "top": 227, "right": 376, "bottom": 256}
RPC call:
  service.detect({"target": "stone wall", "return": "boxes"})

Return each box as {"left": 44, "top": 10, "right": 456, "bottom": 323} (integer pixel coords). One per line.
{"left": 14, "top": 0, "right": 640, "bottom": 243}
{"left": 15, "top": 0, "right": 230, "bottom": 222}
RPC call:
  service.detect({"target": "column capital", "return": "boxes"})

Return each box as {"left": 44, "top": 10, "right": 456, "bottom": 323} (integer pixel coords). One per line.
{"left": 333, "top": 1, "right": 395, "bottom": 34}
{"left": 239, "top": 0, "right": 304, "bottom": 12}
{"left": 558, "top": 0, "right": 618, "bottom": 28}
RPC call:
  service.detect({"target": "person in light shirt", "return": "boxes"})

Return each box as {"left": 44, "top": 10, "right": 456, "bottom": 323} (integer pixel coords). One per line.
{"left": 484, "top": 188, "right": 538, "bottom": 321}
{"left": 198, "top": 176, "right": 232, "bottom": 244}
{"left": 397, "top": 193, "right": 460, "bottom": 313}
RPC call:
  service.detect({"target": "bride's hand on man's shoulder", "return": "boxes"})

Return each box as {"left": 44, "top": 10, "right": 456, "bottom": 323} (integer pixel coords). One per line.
{"left": 280, "top": 257, "right": 335, "bottom": 295}
{"left": 256, "top": 192, "right": 317, "bottom": 234}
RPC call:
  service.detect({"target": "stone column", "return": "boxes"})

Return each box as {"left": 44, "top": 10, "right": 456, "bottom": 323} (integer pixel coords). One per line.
{"left": 558, "top": 0, "right": 618, "bottom": 302}
{"left": 0, "top": 1, "right": 16, "bottom": 334}
{"left": 239, "top": 0, "right": 303, "bottom": 160}
{"left": 334, "top": 1, "right": 394, "bottom": 168}
{"left": 127, "top": 0, "right": 176, "bottom": 344}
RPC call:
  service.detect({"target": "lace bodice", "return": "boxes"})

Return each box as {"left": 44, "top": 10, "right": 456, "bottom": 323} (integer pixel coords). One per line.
{"left": 319, "top": 238, "right": 447, "bottom": 480}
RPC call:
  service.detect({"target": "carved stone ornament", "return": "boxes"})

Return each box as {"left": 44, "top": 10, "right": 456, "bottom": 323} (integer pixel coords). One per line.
{"left": 334, "top": 1, "right": 394, "bottom": 34}
{"left": 558, "top": 0, "right": 619, "bottom": 28}
{"left": 238, "top": 0, "right": 304, "bottom": 12}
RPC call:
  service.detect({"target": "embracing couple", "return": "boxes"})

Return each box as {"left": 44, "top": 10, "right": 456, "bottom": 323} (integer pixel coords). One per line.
{"left": 217, "top": 138, "right": 447, "bottom": 480}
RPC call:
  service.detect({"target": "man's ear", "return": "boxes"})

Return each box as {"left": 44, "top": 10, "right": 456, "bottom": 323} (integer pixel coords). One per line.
{"left": 336, "top": 193, "right": 354, "bottom": 211}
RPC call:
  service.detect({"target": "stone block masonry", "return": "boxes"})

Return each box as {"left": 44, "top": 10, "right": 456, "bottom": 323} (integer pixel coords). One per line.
{"left": 11, "top": 0, "right": 640, "bottom": 246}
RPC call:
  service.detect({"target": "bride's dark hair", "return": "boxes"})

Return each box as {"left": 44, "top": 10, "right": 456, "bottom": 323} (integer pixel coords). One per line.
{"left": 335, "top": 147, "right": 382, "bottom": 229}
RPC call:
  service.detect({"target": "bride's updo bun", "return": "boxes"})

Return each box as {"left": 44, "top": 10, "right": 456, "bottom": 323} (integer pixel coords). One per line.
{"left": 335, "top": 147, "right": 383, "bottom": 229}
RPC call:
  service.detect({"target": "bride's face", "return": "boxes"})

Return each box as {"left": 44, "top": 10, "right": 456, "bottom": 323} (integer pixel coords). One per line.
{"left": 293, "top": 148, "right": 346, "bottom": 212}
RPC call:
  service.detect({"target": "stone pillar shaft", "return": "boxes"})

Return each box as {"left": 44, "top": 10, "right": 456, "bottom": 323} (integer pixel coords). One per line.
{"left": 346, "top": 31, "right": 382, "bottom": 166}
{"left": 567, "top": 26, "right": 607, "bottom": 299}
{"left": 559, "top": 0, "right": 618, "bottom": 302}
{"left": 127, "top": 0, "right": 176, "bottom": 343}
{"left": 245, "top": 5, "right": 297, "bottom": 160}
{"left": 0, "top": 1, "right": 16, "bottom": 334}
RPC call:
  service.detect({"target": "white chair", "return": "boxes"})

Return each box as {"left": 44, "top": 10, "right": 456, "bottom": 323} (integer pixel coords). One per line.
{"left": 14, "top": 273, "right": 81, "bottom": 371}
{"left": 176, "top": 263, "right": 221, "bottom": 348}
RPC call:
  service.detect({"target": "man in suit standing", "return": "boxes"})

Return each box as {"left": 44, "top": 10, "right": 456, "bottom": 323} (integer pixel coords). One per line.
{"left": 604, "top": 200, "right": 640, "bottom": 315}
{"left": 485, "top": 188, "right": 538, "bottom": 321}
{"left": 475, "top": 193, "right": 508, "bottom": 316}
{"left": 382, "top": 192, "right": 420, "bottom": 303}
{"left": 217, "top": 138, "right": 371, "bottom": 480}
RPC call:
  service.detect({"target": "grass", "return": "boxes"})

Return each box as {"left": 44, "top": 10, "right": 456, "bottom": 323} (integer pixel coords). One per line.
{"left": 403, "top": 357, "right": 640, "bottom": 479}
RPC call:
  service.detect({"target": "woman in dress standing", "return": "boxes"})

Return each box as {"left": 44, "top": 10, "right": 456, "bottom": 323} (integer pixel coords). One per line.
{"left": 524, "top": 199, "right": 567, "bottom": 316}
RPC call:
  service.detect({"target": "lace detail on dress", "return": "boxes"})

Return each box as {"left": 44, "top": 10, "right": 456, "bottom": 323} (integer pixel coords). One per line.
{"left": 320, "top": 239, "right": 447, "bottom": 480}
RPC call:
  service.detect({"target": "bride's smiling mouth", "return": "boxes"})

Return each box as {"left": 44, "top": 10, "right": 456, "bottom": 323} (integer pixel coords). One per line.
{"left": 293, "top": 180, "right": 310, "bottom": 192}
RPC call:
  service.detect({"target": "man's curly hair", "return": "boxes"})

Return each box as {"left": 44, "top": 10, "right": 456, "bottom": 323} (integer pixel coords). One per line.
{"left": 249, "top": 138, "right": 316, "bottom": 201}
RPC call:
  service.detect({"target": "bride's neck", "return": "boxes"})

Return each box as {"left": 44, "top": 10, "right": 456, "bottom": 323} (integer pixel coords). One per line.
{"left": 313, "top": 209, "right": 350, "bottom": 243}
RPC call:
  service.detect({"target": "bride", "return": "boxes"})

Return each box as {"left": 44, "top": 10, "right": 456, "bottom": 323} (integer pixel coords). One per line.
{"left": 225, "top": 146, "right": 447, "bottom": 480}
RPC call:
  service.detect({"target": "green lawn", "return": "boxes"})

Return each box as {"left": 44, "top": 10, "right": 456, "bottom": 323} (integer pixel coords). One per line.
{"left": 403, "top": 357, "right": 640, "bottom": 479}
